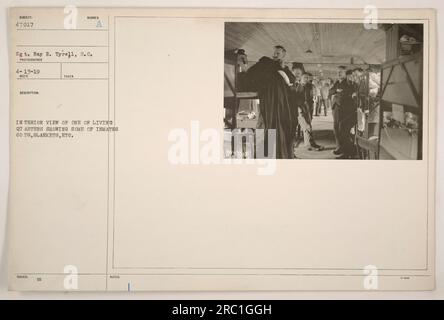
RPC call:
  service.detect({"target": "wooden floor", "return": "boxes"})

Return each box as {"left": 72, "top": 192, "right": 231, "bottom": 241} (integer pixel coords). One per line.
{"left": 293, "top": 110, "right": 338, "bottom": 159}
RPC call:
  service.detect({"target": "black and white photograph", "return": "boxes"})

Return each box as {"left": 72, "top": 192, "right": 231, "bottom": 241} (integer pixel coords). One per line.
{"left": 224, "top": 22, "right": 424, "bottom": 160}
{"left": 0, "top": 3, "right": 440, "bottom": 300}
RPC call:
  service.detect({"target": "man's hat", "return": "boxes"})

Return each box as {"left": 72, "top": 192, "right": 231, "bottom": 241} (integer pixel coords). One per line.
{"left": 292, "top": 62, "right": 305, "bottom": 72}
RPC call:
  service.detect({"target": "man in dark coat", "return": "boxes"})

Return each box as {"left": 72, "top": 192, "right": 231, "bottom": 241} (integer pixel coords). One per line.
{"left": 245, "top": 45, "right": 296, "bottom": 159}
{"left": 329, "top": 66, "right": 357, "bottom": 159}
{"left": 291, "top": 72, "right": 324, "bottom": 151}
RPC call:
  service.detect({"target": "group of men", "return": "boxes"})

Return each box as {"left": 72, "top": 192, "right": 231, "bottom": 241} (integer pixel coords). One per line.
{"left": 247, "top": 45, "right": 365, "bottom": 159}
{"left": 328, "top": 65, "right": 366, "bottom": 159}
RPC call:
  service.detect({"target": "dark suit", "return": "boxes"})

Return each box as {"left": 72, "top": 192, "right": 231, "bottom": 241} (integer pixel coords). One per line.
{"left": 290, "top": 82, "right": 316, "bottom": 147}
{"left": 329, "top": 79, "right": 355, "bottom": 110}
{"left": 245, "top": 57, "right": 295, "bottom": 159}
{"left": 329, "top": 79, "right": 356, "bottom": 156}
{"left": 282, "top": 66, "right": 296, "bottom": 84}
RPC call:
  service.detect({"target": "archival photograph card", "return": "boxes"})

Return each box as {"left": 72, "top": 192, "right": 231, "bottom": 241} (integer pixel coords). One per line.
{"left": 7, "top": 7, "right": 436, "bottom": 291}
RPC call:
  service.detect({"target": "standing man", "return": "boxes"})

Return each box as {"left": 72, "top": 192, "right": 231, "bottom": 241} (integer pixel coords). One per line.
{"left": 329, "top": 66, "right": 356, "bottom": 159}
{"left": 288, "top": 63, "right": 304, "bottom": 153}
{"left": 290, "top": 63, "right": 305, "bottom": 117}
{"left": 292, "top": 72, "right": 324, "bottom": 152}
{"left": 245, "top": 45, "right": 296, "bottom": 159}
{"left": 352, "top": 68, "right": 367, "bottom": 133}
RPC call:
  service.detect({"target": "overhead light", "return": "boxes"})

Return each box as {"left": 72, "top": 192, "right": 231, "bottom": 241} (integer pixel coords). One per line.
{"left": 305, "top": 49, "right": 313, "bottom": 54}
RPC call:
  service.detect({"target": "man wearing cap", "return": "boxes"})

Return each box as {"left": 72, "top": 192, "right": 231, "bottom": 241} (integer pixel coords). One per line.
{"left": 291, "top": 71, "right": 324, "bottom": 152}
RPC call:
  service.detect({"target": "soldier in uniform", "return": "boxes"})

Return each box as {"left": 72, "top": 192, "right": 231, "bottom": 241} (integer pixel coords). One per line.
{"left": 329, "top": 66, "right": 356, "bottom": 159}
{"left": 291, "top": 72, "right": 324, "bottom": 152}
